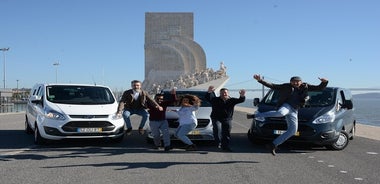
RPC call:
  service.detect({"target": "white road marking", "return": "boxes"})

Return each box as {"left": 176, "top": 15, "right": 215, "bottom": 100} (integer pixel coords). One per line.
{"left": 366, "top": 152, "right": 378, "bottom": 155}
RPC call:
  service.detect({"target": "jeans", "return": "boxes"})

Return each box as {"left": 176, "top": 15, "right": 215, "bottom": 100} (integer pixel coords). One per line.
{"left": 122, "top": 109, "right": 149, "bottom": 129}
{"left": 256, "top": 103, "right": 298, "bottom": 147}
{"left": 211, "top": 119, "right": 222, "bottom": 145}
{"left": 175, "top": 123, "right": 196, "bottom": 145}
{"left": 212, "top": 118, "right": 232, "bottom": 149}
{"left": 149, "top": 120, "right": 171, "bottom": 147}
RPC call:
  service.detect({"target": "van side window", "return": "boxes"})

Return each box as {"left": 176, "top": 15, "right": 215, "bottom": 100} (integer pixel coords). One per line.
{"left": 339, "top": 89, "right": 354, "bottom": 109}
{"left": 37, "top": 86, "right": 43, "bottom": 97}
{"left": 34, "top": 86, "right": 41, "bottom": 96}
{"left": 32, "top": 88, "right": 37, "bottom": 95}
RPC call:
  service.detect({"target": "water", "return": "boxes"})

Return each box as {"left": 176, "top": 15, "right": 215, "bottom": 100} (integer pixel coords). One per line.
{"left": 0, "top": 102, "right": 27, "bottom": 113}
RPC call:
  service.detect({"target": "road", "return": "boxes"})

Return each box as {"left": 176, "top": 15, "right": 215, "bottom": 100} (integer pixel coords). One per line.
{"left": 0, "top": 111, "right": 379, "bottom": 184}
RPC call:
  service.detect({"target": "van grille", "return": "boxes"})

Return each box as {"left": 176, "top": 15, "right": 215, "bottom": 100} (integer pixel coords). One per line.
{"left": 62, "top": 121, "right": 115, "bottom": 132}
{"left": 69, "top": 115, "right": 109, "bottom": 119}
{"left": 167, "top": 119, "right": 210, "bottom": 128}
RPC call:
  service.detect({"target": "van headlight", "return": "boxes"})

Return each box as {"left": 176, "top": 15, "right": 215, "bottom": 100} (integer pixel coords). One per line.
{"left": 45, "top": 110, "right": 66, "bottom": 120}
{"left": 312, "top": 111, "right": 335, "bottom": 124}
{"left": 112, "top": 113, "right": 123, "bottom": 120}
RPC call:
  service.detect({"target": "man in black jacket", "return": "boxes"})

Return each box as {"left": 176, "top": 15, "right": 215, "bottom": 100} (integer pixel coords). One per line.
{"left": 206, "top": 86, "right": 245, "bottom": 152}
{"left": 249, "top": 74, "right": 328, "bottom": 156}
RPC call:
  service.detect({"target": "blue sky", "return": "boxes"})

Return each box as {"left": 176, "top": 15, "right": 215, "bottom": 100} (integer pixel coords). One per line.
{"left": 1, "top": 0, "right": 379, "bottom": 91}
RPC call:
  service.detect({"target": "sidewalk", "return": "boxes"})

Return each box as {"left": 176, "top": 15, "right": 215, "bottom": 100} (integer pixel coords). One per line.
{"left": 235, "top": 106, "right": 380, "bottom": 141}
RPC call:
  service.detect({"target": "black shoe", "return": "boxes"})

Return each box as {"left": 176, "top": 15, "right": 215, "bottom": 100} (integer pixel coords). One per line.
{"left": 246, "top": 114, "right": 255, "bottom": 119}
{"left": 185, "top": 144, "right": 197, "bottom": 151}
{"left": 222, "top": 147, "right": 233, "bottom": 152}
{"left": 164, "top": 146, "right": 172, "bottom": 152}
{"left": 266, "top": 143, "right": 277, "bottom": 156}
{"left": 125, "top": 128, "right": 132, "bottom": 135}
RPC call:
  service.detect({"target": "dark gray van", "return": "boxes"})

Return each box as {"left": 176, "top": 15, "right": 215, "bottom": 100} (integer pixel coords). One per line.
{"left": 247, "top": 87, "right": 356, "bottom": 150}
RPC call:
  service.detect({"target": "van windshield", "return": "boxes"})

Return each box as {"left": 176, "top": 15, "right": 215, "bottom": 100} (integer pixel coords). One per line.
{"left": 46, "top": 85, "right": 115, "bottom": 104}
{"left": 263, "top": 88, "right": 335, "bottom": 107}
{"left": 162, "top": 90, "right": 211, "bottom": 107}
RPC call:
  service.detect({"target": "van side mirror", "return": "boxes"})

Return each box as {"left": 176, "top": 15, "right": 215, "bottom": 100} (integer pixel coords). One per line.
{"left": 30, "top": 95, "right": 42, "bottom": 104}
{"left": 340, "top": 100, "right": 353, "bottom": 109}
{"left": 253, "top": 98, "right": 260, "bottom": 106}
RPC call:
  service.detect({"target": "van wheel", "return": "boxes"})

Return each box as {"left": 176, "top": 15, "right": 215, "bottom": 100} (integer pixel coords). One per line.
{"left": 111, "top": 134, "right": 124, "bottom": 143}
{"left": 326, "top": 131, "right": 349, "bottom": 150}
{"left": 34, "top": 125, "right": 47, "bottom": 145}
{"left": 25, "top": 117, "right": 33, "bottom": 134}
{"left": 247, "top": 130, "right": 264, "bottom": 145}
{"left": 349, "top": 124, "right": 355, "bottom": 140}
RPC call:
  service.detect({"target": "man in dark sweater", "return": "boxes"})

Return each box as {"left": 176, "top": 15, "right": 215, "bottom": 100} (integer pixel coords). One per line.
{"left": 206, "top": 86, "right": 246, "bottom": 152}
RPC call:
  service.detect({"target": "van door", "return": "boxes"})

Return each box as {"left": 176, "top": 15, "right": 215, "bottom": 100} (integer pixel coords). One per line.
{"left": 27, "top": 85, "right": 44, "bottom": 129}
{"left": 334, "top": 89, "right": 355, "bottom": 133}
{"left": 340, "top": 89, "right": 355, "bottom": 132}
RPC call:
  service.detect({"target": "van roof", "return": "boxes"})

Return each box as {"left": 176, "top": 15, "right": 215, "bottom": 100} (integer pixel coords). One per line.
{"left": 161, "top": 88, "right": 208, "bottom": 92}
{"left": 33, "top": 83, "right": 109, "bottom": 88}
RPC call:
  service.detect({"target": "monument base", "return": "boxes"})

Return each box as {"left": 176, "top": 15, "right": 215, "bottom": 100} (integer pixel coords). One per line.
{"left": 188, "top": 76, "right": 229, "bottom": 92}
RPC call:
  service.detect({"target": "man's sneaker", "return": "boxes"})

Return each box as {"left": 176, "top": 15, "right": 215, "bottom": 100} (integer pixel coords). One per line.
{"left": 185, "top": 144, "right": 197, "bottom": 151}
{"left": 246, "top": 114, "right": 254, "bottom": 119}
{"left": 138, "top": 128, "right": 145, "bottom": 135}
{"left": 266, "top": 143, "right": 277, "bottom": 156}
{"left": 125, "top": 128, "right": 132, "bottom": 135}
{"left": 164, "top": 146, "right": 172, "bottom": 152}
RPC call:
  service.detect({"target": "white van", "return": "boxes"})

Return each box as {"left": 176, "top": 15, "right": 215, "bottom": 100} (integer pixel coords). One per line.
{"left": 25, "top": 83, "right": 125, "bottom": 144}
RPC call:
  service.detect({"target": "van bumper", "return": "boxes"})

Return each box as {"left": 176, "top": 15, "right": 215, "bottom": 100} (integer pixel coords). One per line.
{"left": 249, "top": 120, "right": 340, "bottom": 146}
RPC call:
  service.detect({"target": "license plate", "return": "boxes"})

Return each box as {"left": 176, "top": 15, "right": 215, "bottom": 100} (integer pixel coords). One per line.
{"left": 273, "top": 130, "right": 300, "bottom": 136}
{"left": 189, "top": 130, "right": 200, "bottom": 135}
{"left": 77, "top": 128, "right": 102, "bottom": 133}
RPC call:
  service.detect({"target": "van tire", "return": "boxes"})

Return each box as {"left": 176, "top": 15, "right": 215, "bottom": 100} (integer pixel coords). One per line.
{"left": 326, "top": 131, "right": 349, "bottom": 150}
{"left": 34, "top": 125, "right": 47, "bottom": 145}
{"left": 349, "top": 124, "right": 355, "bottom": 140}
{"left": 247, "top": 130, "right": 264, "bottom": 145}
{"left": 25, "top": 117, "right": 33, "bottom": 134}
{"left": 111, "top": 134, "right": 124, "bottom": 143}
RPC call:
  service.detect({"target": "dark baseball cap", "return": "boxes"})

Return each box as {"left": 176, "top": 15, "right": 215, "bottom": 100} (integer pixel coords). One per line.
{"left": 290, "top": 76, "right": 302, "bottom": 81}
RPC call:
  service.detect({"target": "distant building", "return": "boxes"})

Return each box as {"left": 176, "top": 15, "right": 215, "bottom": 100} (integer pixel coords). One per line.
{"left": 0, "top": 89, "right": 13, "bottom": 104}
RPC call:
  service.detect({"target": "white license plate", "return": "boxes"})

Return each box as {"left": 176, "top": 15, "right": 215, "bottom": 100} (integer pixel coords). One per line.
{"left": 273, "top": 130, "right": 300, "bottom": 136}
{"left": 77, "top": 128, "right": 102, "bottom": 133}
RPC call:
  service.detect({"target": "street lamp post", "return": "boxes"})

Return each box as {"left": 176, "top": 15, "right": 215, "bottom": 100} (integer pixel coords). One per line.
{"left": 16, "top": 79, "right": 19, "bottom": 100}
{"left": 53, "top": 61, "right": 60, "bottom": 83}
{"left": 0, "top": 47, "right": 10, "bottom": 89}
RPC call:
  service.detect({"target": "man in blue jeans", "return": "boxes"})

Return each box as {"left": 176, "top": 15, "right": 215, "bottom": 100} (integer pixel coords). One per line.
{"left": 117, "top": 80, "right": 162, "bottom": 135}
{"left": 248, "top": 74, "right": 328, "bottom": 156}
{"left": 206, "top": 86, "right": 246, "bottom": 152}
